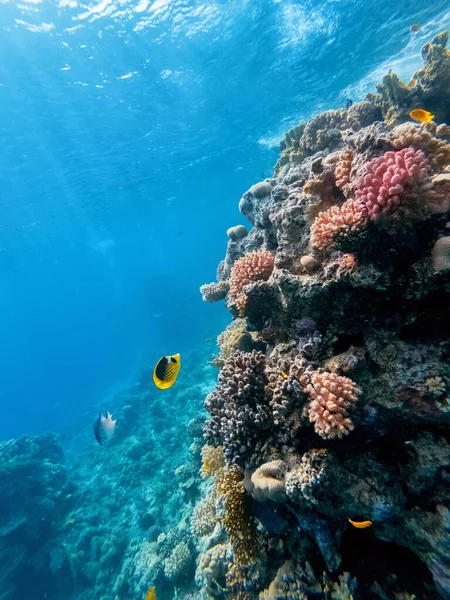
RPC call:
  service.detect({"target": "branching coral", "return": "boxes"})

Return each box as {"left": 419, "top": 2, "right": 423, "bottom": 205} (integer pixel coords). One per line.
{"left": 285, "top": 449, "right": 328, "bottom": 505}
{"left": 354, "top": 148, "right": 430, "bottom": 219}
{"left": 192, "top": 493, "right": 218, "bottom": 538}
{"left": 201, "top": 445, "right": 225, "bottom": 478}
{"left": 310, "top": 200, "right": 368, "bottom": 251}
{"left": 200, "top": 281, "right": 230, "bottom": 303}
{"left": 215, "top": 466, "right": 259, "bottom": 566}
{"left": 204, "top": 351, "right": 269, "bottom": 466}
{"left": 305, "top": 372, "right": 361, "bottom": 439}
{"left": 230, "top": 251, "right": 275, "bottom": 298}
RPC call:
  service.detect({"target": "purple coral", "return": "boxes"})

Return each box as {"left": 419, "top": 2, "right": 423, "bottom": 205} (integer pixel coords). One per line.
{"left": 355, "top": 148, "right": 429, "bottom": 219}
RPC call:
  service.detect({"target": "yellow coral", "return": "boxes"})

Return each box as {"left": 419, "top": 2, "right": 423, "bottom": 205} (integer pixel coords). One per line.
{"left": 215, "top": 466, "right": 259, "bottom": 566}
{"left": 201, "top": 445, "right": 225, "bottom": 478}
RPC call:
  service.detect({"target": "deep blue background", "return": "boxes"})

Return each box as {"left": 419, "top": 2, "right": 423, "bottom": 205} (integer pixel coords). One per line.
{"left": 0, "top": 0, "right": 448, "bottom": 439}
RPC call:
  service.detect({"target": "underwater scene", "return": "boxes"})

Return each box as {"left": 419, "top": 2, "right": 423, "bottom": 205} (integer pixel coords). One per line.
{"left": 1, "top": 1, "right": 450, "bottom": 599}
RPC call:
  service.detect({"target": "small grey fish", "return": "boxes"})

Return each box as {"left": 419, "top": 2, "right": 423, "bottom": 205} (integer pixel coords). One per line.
{"left": 94, "top": 411, "right": 117, "bottom": 445}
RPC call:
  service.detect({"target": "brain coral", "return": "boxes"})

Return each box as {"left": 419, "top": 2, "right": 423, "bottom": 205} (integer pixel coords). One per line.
{"left": 305, "top": 372, "right": 361, "bottom": 439}
{"left": 191, "top": 493, "right": 217, "bottom": 537}
{"left": 431, "top": 236, "right": 450, "bottom": 273}
{"left": 244, "top": 460, "right": 287, "bottom": 503}
{"left": 163, "top": 541, "right": 191, "bottom": 580}
{"left": 354, "top": 148, "right": 429, "bottom": 219}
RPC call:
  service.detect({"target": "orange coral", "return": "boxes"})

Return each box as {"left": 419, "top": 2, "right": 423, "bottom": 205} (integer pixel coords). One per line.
{"left": 229, "top": 251, "right": 274, "bottom": 298}
{"left": 305, "top": 371, "right": 361, "bottom": 439}
{"left": 335, "top": 149, "right": 354, "bottom": 194}
{"left": 310, "top": 200, "right": 368, "bottom": 251}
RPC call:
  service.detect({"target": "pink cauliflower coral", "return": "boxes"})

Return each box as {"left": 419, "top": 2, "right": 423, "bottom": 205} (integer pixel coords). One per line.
{"left": 310, "top": 199, "right": 368, "bottom": 250}
{"left": 355, "top": 148, "right": 429, "bottom": 219}
{"left": 229, "top": 250, "right": 274, "bottom": 298}
{"left": 305, "top": 371, "right": 361, "bottom": 439}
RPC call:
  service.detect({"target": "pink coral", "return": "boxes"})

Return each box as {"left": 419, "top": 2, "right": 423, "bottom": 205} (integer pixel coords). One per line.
{"left": 229, "top": 251, "right": 274, "bottom": 298}
{"left": 305, "top": 371, "right": 361, "bottom": 439}
{"left": 355, "top": 148, "right": 430, "bottom": 219}
{"left": 310, "top": 199, "right": 368, "bottom": 250}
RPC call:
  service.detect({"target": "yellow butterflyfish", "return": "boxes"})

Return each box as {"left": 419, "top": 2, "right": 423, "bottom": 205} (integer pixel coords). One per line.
{"left": 153, "top": 354, "right": 180, "bottom": 390}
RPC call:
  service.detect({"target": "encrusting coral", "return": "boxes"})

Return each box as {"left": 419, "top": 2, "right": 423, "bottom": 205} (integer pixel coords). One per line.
{"left": 195, "top": 31, "right": 450, "bottom": 600}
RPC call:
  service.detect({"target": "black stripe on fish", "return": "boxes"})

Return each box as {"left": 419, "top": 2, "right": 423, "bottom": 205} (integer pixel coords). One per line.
{"left": 155, "top": 357, "right": 169, "bottom": 381}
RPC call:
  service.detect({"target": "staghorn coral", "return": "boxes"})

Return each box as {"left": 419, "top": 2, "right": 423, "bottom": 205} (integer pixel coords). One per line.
{"left": 354, "top": 148, "right": 430, "bottom": 220}
{"left": 204, "top": 351, "right": 270, "bottom": 466}
{"left": 214, "top": 466, "right": 260, "bottom": 566}
{"left": 305, "top": 372, "right": 361, "bottom": 439}
{"left": 431, "top": 236, "right": 450, "bottom": 273}
{"left": 310, "top": 199, "right": 369, "bottom": 251}
{"left": 244, "top": 460, "right": 287, "bottom": 503}
{"left": 200, "top": 281, "right": 230, "bottom": 303}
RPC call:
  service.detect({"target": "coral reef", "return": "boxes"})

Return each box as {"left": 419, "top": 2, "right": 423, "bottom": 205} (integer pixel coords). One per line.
{"left": 196, "top": 31, "right": 450, "bottom": 600}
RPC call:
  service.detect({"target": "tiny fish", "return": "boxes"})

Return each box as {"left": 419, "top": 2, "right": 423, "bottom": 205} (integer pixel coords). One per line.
{"left": 410, "top": 23, "right": 420, "bottom": 33}
{"left": 94, "top": 411, "right": 117, "bottom": 445}
{"left": 348, "top": 518, "right": 372, "bottom": 529}
{"left": 153, "top": 354, "right": 181, "bottom": 390}
{"left": 205, "top": 337, "right": 212, "bottom": 342}
{"left": 65, "top": 520, "right": 75, "bottom": 528}
{"left": 346, "top": 98, "right": 353, "bottom": 109}
{"left": 280, "top": 370, "right": 289, "bottom": 379}
{"left": 177, "top": 230, "right": 185, "bottom": 236}
{"left": 203, "top": 459, "right": 211, "bottom": 471}
{"left": 410, "top": 108, "right": 434, "bottom": 123}
{"left": 146, "top": 586, "right": 156, "bottom": 600}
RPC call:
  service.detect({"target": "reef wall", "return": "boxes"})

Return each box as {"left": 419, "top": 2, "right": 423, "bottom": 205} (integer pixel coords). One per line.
{"left": 197, "top": 32, "right": 450, "bottom": 600}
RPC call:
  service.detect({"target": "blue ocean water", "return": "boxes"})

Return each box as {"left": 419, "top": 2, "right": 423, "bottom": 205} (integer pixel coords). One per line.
{"left": 0, "top": 1, "right": 448, "bottom": 436}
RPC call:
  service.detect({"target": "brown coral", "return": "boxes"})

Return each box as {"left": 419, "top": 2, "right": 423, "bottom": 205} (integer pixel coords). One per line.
{"left": 305, "top": 371, "right": 361, "bottom": 439}
{"left": 390, "top": 122, "right": 450, "bottom": 171}
{"left": 243, "top": 460, "right": 287, "bottom": 503}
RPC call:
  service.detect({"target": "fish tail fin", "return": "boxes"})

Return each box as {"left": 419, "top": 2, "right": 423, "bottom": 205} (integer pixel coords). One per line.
{"left": 107, "top": 411, "right": 113, "bottom": 419}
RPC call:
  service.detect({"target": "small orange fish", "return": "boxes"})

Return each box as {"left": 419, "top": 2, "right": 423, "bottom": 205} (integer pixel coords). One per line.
{"left": 146, "top": 586, "right": 156, "bottom": 600}
{"left": 280, "top": 370, "right": 289, "bottom": 379}
{"left": 409, "top": 108, "right": 434, "bottom": 123}
{"left": 203, "top": 459, "right": 211, "bottom": 471}
{"left": 410, "top": 23, "right": 420, "bottom": 33}
{"left": 348, "top": 518, "right": 372, "bottom": 529}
